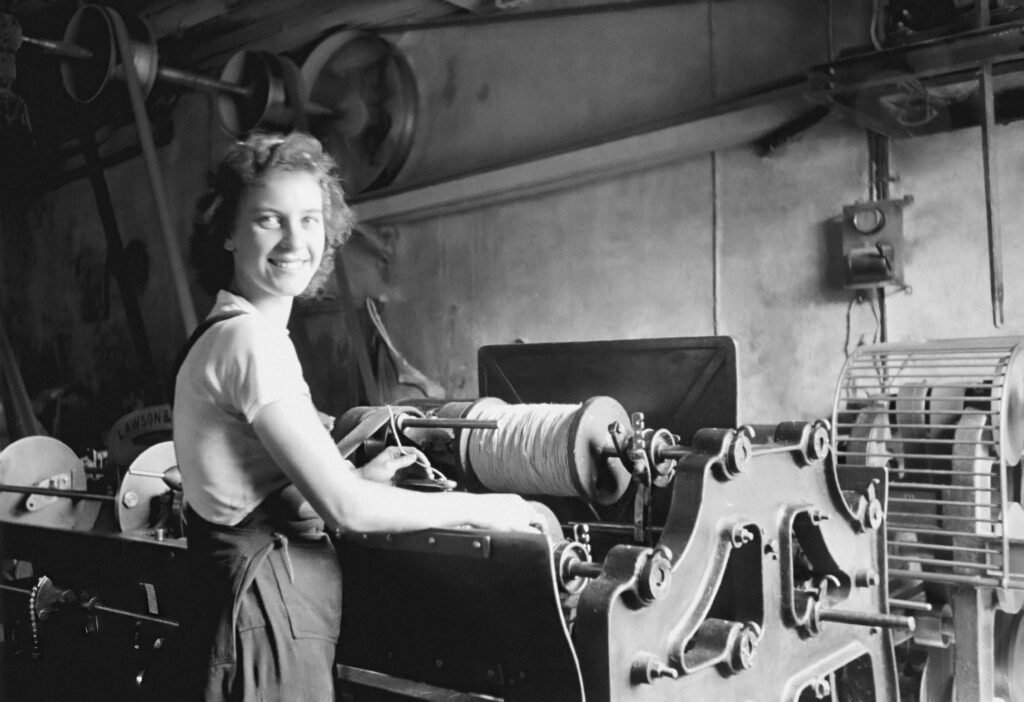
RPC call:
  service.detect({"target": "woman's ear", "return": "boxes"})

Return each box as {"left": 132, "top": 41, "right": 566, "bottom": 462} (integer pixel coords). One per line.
{"left": 223, "top": 238, "right": 236, "bottom": 252}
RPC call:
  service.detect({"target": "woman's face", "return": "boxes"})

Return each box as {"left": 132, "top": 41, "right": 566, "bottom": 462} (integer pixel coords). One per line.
{"left": 227, "top": 170, "right": 326, "bottom": 305}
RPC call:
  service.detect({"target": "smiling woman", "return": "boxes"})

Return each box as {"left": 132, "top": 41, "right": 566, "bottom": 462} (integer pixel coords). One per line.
{"left": 228, "top": 169, "right": 327, "bottom": 311}
{"left": 189, "top": 132, "right": 353, "bottom": 306}
{"left": 171, "top": 131, "right": 547, "bottom": 702}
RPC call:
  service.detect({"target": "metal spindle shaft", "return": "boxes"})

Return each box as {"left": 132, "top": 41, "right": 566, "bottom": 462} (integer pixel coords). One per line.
{"left": 0, "top": 484, "right": 114, "bottom": 502}
{"left": 157, "top": 65, "right": 250, "bottom": 97}
{"left": 818, "top": 608, "right": 915, "bottom": 631}
{"left": 22, "top": 31, "right": 337, "bottom": 118}
{"left": 398, "top": 417, "right": 499, "bottom": 430}
{"left": 21, "top": 35, "right": 93, "bottom": 61}
{"left": 0, "top": 583, "right": 178, "bottom": 627}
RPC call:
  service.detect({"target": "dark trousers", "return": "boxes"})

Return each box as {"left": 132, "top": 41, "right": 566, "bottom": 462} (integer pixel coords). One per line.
{"left": 177, "top": 504, "right": 344, "bottom": 702}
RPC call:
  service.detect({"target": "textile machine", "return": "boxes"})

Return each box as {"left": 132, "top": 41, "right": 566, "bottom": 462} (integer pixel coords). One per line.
{"left": 0, "top": 336, "right": 907, "bottom": 701}
{"left": 329, "top": 336, "right": 905, "bottom": 701}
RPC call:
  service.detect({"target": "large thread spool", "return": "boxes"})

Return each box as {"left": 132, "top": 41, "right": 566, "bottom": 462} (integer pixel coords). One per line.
{"left": 459, "top": 397, "right": 631, "bottom": 505}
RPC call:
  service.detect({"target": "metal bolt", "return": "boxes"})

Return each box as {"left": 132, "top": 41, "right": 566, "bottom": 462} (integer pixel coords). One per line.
{"left": 731, "top": 525, "right": 753, "bottom": 548}
{"left": 122, "top": 491, "right": 139, "bottom": 508}
{"left": 855, "top": 569, "right": 880, "bottom": 587}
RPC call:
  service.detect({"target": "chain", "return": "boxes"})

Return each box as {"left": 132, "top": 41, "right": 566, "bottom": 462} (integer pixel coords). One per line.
{"left": 28, "top": 577, "right": 42, "bottom": 659}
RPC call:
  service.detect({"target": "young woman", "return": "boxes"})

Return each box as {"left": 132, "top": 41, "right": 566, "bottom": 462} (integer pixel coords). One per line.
{"left": 172, "top": 131, "right": 544, "bottom": 701}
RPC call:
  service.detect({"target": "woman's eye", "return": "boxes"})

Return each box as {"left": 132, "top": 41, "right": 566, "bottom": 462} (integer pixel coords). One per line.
{"left": 303, "top": 215, "right": 323, "bottom": 227}
{"left": 256, "top": 215, "right": 282, "bottom": 229}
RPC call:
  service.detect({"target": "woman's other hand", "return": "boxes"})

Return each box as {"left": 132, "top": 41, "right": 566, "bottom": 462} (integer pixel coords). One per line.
{"left": 467, "top": 494, "right": 553, "bottom": 535}
{"left": 359, "top": 445, "right": 429, "bottom": 484}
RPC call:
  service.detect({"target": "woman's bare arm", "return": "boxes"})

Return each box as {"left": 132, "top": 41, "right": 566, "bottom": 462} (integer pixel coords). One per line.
{"left": 253, "top": 395, "right": 542, "bottom": 534}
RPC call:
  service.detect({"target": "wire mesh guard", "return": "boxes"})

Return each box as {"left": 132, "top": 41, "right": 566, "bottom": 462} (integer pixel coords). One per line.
{"left": 832, "top": 337, "right": 1024, "bottom": 590}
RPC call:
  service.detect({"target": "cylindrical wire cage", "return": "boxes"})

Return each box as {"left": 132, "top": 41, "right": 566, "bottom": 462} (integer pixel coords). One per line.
{"left": 832, "top": 337, "right": 1024, "bottom": 590}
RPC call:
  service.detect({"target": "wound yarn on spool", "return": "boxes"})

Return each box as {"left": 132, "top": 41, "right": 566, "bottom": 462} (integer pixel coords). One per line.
{"left": 464, "top": 402, "right": 581, "bottom": 498}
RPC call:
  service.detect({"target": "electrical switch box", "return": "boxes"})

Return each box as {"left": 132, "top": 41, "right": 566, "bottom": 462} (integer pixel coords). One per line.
{"left": 838, "top": 196, "right": 911, "bottom": 290}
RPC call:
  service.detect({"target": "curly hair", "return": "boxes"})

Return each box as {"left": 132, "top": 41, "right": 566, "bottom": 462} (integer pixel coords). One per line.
{"left": 190, "top": 131, "right": 355, "bottom": 299}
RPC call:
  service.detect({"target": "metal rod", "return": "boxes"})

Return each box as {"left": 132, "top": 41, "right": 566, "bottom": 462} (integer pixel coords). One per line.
{"left": 398, "top": 417, "right": 499, "bottom": 430}
{"left": 0, "top": 484, "right": 115, "bottom": 502}
{"left": 20, "top": 35, "right": 93, "bottom": 61}
{"left": 887, "top": 541, "right": 998, "bottom": 556}
{"left": 568, "top": 521, "right": 665, "bottom": 536}
{"left": 888, "top": 513, "right": 999, "bottom": 525}
{"left": 888, "top": 567, "right": 1003, "bottom": 587}
{"left": 565, "top": 561, "right": 604, "bottom": 579}
{"left": 750, "top": 444, "right": 802, "bottom": 457}
{"left": 836, "top": 422, "right": 1001, "bottom": 432}
{"left": 979, "top": 14, "right": 1005, "bottom": 328}
{"left": 839, "top": 406, "right": 998, "bottom": 415}
{"left": 81, "top": 599, "right": 178, "bottom": 628}
{"left": 888, "top": 512, "right": 997, "bottom": 525}
{"left": 886, "top": 482, "right": 996, "bottom": 493}
{"left": 819, "top": 608, "right": 914, "bottom": 631}
{"left": 887, "top": 524, "right": 1000, "bottom": 538}
{"left": 156, "top": 65, "right": 251, "bottom": 97}
{"left": 889, "top": 555, "right": 994, "bottom": 571}
{"left": 0, "top": 584, "right": 178, "bottom": 628}
{"left": 654, "top": 446, "right": 697, "bottom": 460}
{"left": 889, "top": 598, "right": 933, "bottom": 612}
{"left": 889, "top": 468, "right": 998, "bottom": 479}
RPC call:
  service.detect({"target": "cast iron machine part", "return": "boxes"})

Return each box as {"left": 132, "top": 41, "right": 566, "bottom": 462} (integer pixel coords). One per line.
{"left": 332, "top": 398, "right": 909, "bottom": 700}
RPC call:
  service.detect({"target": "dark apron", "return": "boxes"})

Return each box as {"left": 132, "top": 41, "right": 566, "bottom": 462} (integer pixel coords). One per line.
{"left": 179, "top": 496, "right": 343, "bottom": 702}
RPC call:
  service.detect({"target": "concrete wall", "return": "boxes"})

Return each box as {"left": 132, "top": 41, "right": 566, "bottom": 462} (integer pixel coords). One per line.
{"left": 5, "top": 1, "right": 1024, "bottom": 449}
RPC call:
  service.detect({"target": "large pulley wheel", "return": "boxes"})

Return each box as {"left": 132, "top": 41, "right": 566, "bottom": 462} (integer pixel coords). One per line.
{"left": 217, "top": 50, "right": 305, "bottom": 135}
{"left": 0, "top": 436, "right": 100, "bottom": 530}
{"left": 61, "top": 4, "right": 159, "bottom": 104}
{"left": 300, "top": 31, "right": 417, "bottom": 195}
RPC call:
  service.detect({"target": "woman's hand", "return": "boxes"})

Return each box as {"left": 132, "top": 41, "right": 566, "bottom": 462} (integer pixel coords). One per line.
{"left": 359, "top": 445, "right": 430, "bottom": 484}
{"left": 466, "top": 494, "right": 554, "bottom": 535}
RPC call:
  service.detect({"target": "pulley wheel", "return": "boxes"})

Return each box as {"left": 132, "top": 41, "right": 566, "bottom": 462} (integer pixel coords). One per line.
{"left": 0, "top": 436, "right": 100, "bottom": 530}
{"left": 947, "top": 410, "right": 996, "bottom": 534}
{"left": 300, "top": 31, "right": 417, "bottom": 195}
{"left": 996, "top": 609, "right": 1024, "bottom": 701}
{"left": 116, "top": 441, "right": 176, "bottom": 533}
{"left": 61, "top": 4, "right": 116, "bottom": 103}
{"left": 1000, "top": 349, "right": 1024, "bottom": 466}
{"left": 218, "top": 50, "right": 302, "bottom": 135}
{"left": 918, "top": 645, "right": 954, "bottom": 702}
{"left": 61, "top": 4, "right": 159, "bottom": 104}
